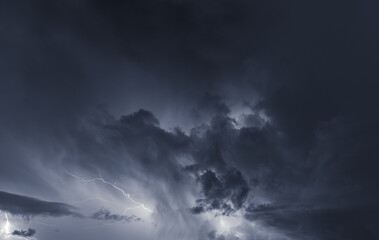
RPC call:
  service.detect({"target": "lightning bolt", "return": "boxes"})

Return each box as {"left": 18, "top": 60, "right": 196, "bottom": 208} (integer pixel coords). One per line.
{"left": 65, "top": 170, "right": 153, "bottom": 213}
{"left": 0, "top": 213, "right": 10, "bottom": 236}
{"left": 0, "top": 213, "right": 16, "bottom": 238}
{"left": 0, "top": 213, "right": 35, "bottom": 240}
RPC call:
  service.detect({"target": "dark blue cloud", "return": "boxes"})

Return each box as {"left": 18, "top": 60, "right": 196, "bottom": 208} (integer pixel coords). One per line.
{"left": 12, "top": 228, "right": 36, "bottom": 238}
{"left": 0, "top": 191, "right": 80, "bottom": 217}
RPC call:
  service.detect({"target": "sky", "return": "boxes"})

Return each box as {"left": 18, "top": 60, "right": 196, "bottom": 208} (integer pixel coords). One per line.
{"left": 0, "top": 1, "right": 379, "bottom": 240}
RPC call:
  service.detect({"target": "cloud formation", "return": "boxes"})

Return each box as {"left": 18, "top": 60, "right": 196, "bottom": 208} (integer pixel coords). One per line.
{"left": 91, "top": 209, "right": 141, "bottom": 223}
{"left": 65, "top": 98, "right": 379, "bottom": 239}
{"left": 191, "top": 169, "right": 249, "bottom": 215}
{"left": 0, "top": 191, "right": 80, "bottom": 218}
{"left": 12, "top": 228, "right": 36, "bottom": 238}
{"left": 0, "top": 0, "right": 379, "bottom": 239}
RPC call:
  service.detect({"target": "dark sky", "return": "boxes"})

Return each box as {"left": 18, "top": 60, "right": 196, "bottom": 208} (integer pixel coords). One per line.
{"left": 0, "top": 1, "right": 379, "bottom": 239}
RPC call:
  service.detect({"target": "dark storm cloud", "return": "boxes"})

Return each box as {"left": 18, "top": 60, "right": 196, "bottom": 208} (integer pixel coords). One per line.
{"left": 244, "top": 204, "right": 379, "bottom": 240}
{"left": 208, "top": 231, "right": 225, "bottom": 240}
{"left": 91, "top": 209, "right": 141, "bottom": 223}
{"left": 76, "top": 105, "right": 251, "bottom": 216}
{"left": 191, "top": 94, "right": 231, "bottom": 123}
{"left": 84, "top": 102, "right": 251, "bottom": 216}
{"left": 0, "top": 0, "right": 377, "bottom": 126}
{"left": 182, "top": 92, "right": 379, "bottom": 239}
{"left": 12, "top": 228, "right": 36, "bottom": 238}
{"left": 0, "top": 191, "right": 80, "bottom": 217}
{"left": 0, "top": 0, "right": 291, "bottom": 138}
{"left": 0, "top": 0, "right": 379, "bottom": 239}
{"left": 81, "top": 93, "right": 379, "bottom": 239}
{"left": 92, "top": 108, "right": 190, "bottom": 179}
{"left": 191, "top": 169, "right": 249, "bottom": 215}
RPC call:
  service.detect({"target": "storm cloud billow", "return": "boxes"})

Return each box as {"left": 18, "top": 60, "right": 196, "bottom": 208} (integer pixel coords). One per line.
{"left": 0, "top": 0, "right": 379, "bottom": 239}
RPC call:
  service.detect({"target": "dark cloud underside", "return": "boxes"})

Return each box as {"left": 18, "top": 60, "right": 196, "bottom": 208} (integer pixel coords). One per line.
{"left": 0, "top": 191, "right": 79, "bottom": 217}
{"left": 0, "top": 0, "right": 379, "bottom": 240}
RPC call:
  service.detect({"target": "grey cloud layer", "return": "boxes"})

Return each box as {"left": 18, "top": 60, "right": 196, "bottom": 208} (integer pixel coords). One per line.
{"left": 0, "top": 0, "right": 379, "bottom": 239}
{"left": 0, "top": 191, "right": 79, "bottom": 217}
